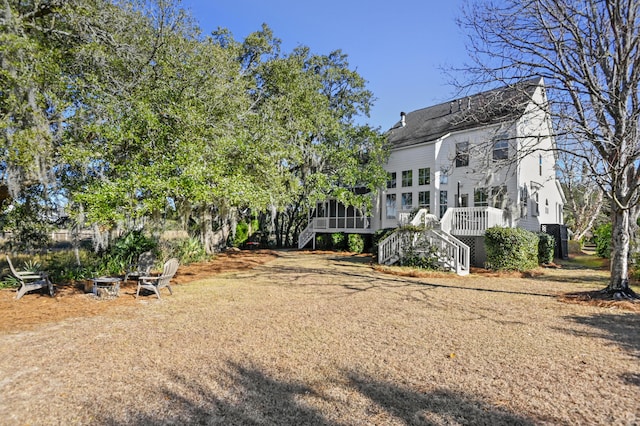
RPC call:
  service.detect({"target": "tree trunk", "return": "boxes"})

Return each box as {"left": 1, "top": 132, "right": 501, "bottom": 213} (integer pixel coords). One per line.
{"left": 606, "top": 207, "right": 638, "bottom": 299}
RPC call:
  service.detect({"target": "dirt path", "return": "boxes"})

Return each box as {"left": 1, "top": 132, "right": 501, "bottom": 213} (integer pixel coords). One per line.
{"left": 0, "top": 250, "right": 638, "bottom": 425}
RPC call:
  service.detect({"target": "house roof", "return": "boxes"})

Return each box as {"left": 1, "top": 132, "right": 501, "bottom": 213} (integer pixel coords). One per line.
{"left": 387, "top": 77, "right": 544, "bottom": 149}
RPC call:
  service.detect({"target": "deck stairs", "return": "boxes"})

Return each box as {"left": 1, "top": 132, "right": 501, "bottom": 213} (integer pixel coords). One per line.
{"left": 378, "top": 209, "right": 470, "bottom": 276}
{"left": 298, "top": 222, "right": 316, "bottom": 249}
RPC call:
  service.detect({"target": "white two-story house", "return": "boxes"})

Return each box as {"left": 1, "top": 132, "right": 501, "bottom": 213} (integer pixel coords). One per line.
{"left": 299, "top": 77, "right": 566, "bottom": 272}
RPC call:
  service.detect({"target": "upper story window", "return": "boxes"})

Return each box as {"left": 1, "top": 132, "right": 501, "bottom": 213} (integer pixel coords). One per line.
{"left": 456, "top": 142, "right": 469, "bottom": 167}
{"left": 418, "top": 167, "right": 431, "bottom": 185}
{"left": 539, "top": 154, "right": 543, "bottom": 176}
{"left": 402, "top": 170, "right": 413, "bottom": 187}
{"left": 493, "top": 138, "right": 509, "bottom": 161}
{"left": 439, "top": 167, "right": 449, "bottom": 184}
{"left": 387, "top": 172, "right": 397, "bottom": 189}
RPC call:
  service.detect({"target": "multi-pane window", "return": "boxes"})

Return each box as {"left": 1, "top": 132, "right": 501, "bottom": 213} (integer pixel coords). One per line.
{"left": 493, "top": 138, "right": 509, "bottom": 160}
{"left": 439, "top": 190, "right": 448, "bottom": 218}
{"left": 387, "top": 172, "right": 397, "bottom": 189}
{"left": 418, "top": 191, "right": 430, "bottom": 210}
{"left": 418, "top": 168, "right": 431, "bottom": 185}
{"left": 491, "top": 185, "right": 507, "bottom": 208}
{"left": 401, "top": 170, "right": 413, "bottom": 187}
{"left": 401, "top": 192, "right": 413, "bottom": 210}
{"left": 474, "top": 188, "right": 489, "bottom": 207}
{"left": 386, "top": 194, "right": 397, "bottom": 219}
{"left": 439, "top": 167, "right": 449, "bottom": 184}
{"left": 533, "top": 193, "right": 539, "bottom": 216}
{"left": 455, "top": 141, "right": 469, "bottom": 167}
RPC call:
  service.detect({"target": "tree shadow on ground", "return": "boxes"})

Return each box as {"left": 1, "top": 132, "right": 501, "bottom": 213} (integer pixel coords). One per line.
{"left": 346, "top": 371, "right": 548, "bottom": 426}
{"left": 565, "top": 312, "right": 640, "bottom": 358}
{"left": 94, "top": 362, "right": 543, "bottom": 425}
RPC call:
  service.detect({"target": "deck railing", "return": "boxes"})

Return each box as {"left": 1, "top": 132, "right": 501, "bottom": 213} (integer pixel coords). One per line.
{"left": 377, "top": 227, "right": 469, "bottom": 276}
{"left": 298, "top": 223, "right": 316, "bottom": 249}
{"left": 440, "top": 207, "right": 506, "bottom": 236}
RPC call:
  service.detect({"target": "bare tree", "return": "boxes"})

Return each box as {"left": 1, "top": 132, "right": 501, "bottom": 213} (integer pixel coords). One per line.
{"left": 558, "top": 151, "right": 607, "bottom": 241}
{"left": 457, "top": 0, "right": 640, "bottom": 299}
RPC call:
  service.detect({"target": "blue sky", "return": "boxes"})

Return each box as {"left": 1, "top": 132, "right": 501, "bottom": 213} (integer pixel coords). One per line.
{"left": 180, "top": 0, "right": 469, "bottom": 130}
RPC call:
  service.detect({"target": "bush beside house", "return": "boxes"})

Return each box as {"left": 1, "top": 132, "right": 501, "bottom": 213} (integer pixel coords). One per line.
{"left": 485, "top": 227, "right": 539, "bottom": 271}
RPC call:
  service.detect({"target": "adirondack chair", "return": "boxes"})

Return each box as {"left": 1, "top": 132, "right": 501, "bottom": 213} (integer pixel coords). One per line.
{"left": 136, "top": 258, "right": 179, "bottom": 299}
{"left": 124, "top": 251, "right": 156, "bottom": 282}
{"left": 6, "top": 256, "right": 54, "bottom": 300}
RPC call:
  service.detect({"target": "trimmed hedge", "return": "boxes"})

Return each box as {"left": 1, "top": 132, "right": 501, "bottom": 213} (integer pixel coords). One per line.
{"left": 485, "top": 227, "right": 539, "bottom": 271}
{"left": 537, "top": 232, "right": 555, "bottom": 264}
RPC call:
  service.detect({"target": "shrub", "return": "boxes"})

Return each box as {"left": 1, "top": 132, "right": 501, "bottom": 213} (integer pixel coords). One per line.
{"left": 593, "top": 222, "right": 612, "bottom": 258}
{"left": 233, "top": 222, "right": 250, "bottom": 247}
{"left": 331, "top": 232, "right": 346, "bottom": 250}
{"left": 314, "top": 234, "right": 325, "bottom": 250}
{"left": 347, "top": 234, "right": 364, "bottom": 254}
{"left": 104, "top": 230, "right": 158, "bottom": 274}
{"left": 165, "top": 237, "right": 207, "bottom": 264}
{"left": 537, "top": 232, "right": 556, "bottom": 264}
{"left": 402, "top": 244, "right": 443, "bottom": 270}
{"left": 484, "top": 227, "right": 539, "bottom": 271}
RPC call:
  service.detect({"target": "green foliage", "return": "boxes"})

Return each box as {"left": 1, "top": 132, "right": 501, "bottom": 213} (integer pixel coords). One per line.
{"left": 102, "top": 230, "right": 158, "bottom": 275}
{"left": 316, "top": 234, "right": 331, "bottom": 250}
{"left": 164, "top": 237, "right": 207, "bottom": 265}
{"left": 331, "top": 233, "right": 347, "bottom": 250}
{"left": 347, "top": 234, "right": 365, "bottom": 254}
{"left": 537, "top": 232, "right": 556, "bottom": 264}
{"left": 593, "top": 223, "right": 612, "bottom": 258}
{"left": 234, "top": 222, "right": 250, "bottom": 247}
{"left": 0, "top": 275, "right": 20, "bottom": 289}
{"left": 485, "top": 227, "right": 539, "bottom": 271}
{"left": 402, "top": 245, "right": 444, "bottom": 271}
{"left": 233, "top": 219, "right": 259, "bottom": 247}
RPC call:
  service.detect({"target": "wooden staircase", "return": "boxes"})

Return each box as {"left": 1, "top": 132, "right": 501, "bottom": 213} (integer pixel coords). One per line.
{"left": 377, "top": 209, "right": 470, "bottom": 276}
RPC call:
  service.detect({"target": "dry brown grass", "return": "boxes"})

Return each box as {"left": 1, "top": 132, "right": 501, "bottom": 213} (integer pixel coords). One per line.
{"left": 0, "top": 250, "right": 638, "bottom": 425}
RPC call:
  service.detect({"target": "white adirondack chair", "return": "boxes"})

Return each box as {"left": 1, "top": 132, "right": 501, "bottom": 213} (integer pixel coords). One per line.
{"left": 6, "top": 256, "right": 54, "bottom": 300}
{"left": 136, "top": 258, "right": 179, "bottom": 299}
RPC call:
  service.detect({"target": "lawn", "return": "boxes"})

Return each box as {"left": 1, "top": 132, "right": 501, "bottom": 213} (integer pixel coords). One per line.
{"left": 0, "top": 250, "right": 638, "bottom": 425}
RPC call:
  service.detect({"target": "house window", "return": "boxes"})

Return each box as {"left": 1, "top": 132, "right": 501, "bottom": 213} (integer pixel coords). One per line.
{"left": 418, "top": 167, "right": 431, "bottom": 185}
{"left": 401, "top": 170, "right": 413, "bottom": 187}
{"left": 418, "top": 191, "right": 430, "bottom": 210}
{"left": 493, "top": 138, "right": 509, "bottom": 160}
{"left": 439, "top": 167, "right": 449, "bottom": 184}
{"left": 474, "top": 188, "right": 489, "bottom": 207}
{"left": 520, "top": 185, "right": 529, "bottom": 217}
{"left": 533, "top": 193, "right": 539, "bottom": 216}
{"left": 387, "top": 172, "right": 396, "bottom": 189}
{"left": 456, "top": 141, "right": 469, "bottom": 167}
{"left": 386, "top": 194, "right": 397, "bottom": 219}
{"left": 439, "top": 190, "right": 448, "bottom": 218}
{"left": 491, "top": 185, "right": 507, "bottom": 208}
{"left": 539, "top": 154, "right": 543, "bottom": 176}
{"left": 401, "top": 192, "right": 413, "bottom": 210}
